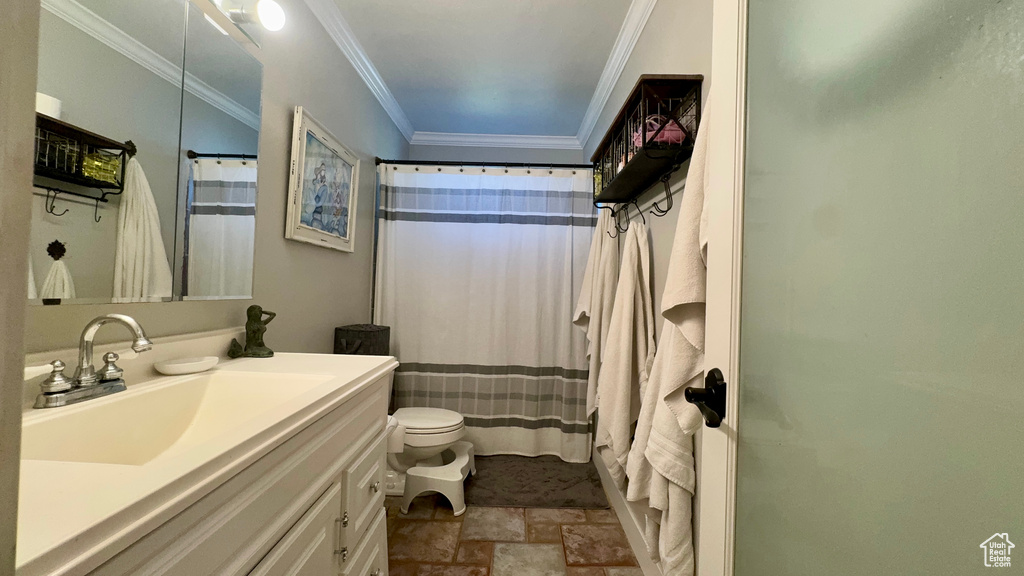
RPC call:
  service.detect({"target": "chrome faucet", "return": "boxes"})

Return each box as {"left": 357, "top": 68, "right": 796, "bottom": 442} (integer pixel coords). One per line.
{"left": 33, "top": 314, "right": 152, "bottom": 409}
{"left": 74, "top": 314, "right": 153, "bottom": 385}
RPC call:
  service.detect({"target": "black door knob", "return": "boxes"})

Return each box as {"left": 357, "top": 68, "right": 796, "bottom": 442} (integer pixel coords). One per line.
{"left": 684, "top": 368, "right": 727, "bottom": 428}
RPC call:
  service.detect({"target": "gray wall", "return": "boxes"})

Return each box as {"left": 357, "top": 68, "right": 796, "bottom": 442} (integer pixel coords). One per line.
{"left": 582, "top": 0, "right": 713, "bottom": 339}
{"left": 408, "top": 144, "right": 586, "bottom": 165}
{"left": 0, "top": 1, "right": 39, "bottom": 571}
{"left": 25, "top": 0, "right": 409, "bottom": 353}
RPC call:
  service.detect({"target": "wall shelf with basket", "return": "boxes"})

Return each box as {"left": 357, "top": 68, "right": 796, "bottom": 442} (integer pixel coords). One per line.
{"left": 33, "top": 113, "right": 135, "bottom": 201}
{"left": 591, "top": 74, "right": 703, "bottom": 206}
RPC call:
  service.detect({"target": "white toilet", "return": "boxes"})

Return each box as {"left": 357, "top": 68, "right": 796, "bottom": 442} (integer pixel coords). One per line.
{"left": 385, "top": 407, "right": 476, "bottom": 516}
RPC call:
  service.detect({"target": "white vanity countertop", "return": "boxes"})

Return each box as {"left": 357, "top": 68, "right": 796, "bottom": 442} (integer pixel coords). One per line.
{"left": 16, "top": 352, "right": 398, "bottom": 576}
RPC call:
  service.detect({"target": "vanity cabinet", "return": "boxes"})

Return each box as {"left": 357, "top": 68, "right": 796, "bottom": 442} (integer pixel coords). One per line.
{"left": 85, "top": 375, "right": 391, "bottom": 576}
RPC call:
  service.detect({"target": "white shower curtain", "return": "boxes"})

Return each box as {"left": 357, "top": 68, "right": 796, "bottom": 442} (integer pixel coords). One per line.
{"left": 184, "top": 158, "right": 256, "bottom": 299}
{"left": 374, "top": 164, "right": 595, "bottom": 462}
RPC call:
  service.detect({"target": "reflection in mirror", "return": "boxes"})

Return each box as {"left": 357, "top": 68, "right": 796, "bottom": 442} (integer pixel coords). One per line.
{"left": 30, "top": 0, "right": 188, "bottom": 305}
{"left": 174, "top": 1, "right": 262, "bottom": 300}
{"left": 28, "top": 0, "right": 262, "bottom": 305}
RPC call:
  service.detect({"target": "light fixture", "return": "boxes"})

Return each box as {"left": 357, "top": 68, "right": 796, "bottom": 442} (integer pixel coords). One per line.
{"left": 256, "top": 0, "right": 286, "bottom": 31}
{"left": 226, "top": 0, "right": 286, "bottom": 32}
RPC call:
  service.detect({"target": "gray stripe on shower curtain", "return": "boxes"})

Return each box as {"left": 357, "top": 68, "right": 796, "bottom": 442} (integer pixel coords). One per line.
{"left": 398, "top": 362, "right": 589, "bottom": 380}
{"left": 392, "top": 372, "right": 590, "bottom": 434}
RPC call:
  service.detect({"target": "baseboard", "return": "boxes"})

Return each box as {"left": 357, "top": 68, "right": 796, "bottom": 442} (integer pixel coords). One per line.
{"left": 593, "top": 446, "right": 665, "bottom": 576}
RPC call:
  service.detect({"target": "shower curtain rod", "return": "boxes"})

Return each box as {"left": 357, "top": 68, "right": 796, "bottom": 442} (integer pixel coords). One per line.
{"left": 375, "top": 158, "right": 592, "bottom": 170}
{"left": 186, "top": 150, "right": 257, "bottom": 160}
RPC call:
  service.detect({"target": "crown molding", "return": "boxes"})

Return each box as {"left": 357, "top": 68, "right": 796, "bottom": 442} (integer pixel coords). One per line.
{"left": 575, "top": 0, "right": 658, "bottom": 149}
{"left": 410, "top": 132, "right": 583, "bottom": 150}
{"left": 303, "top": 0, "right": 415, "bottom": 141}
{"left": 41, "top": 0, "right": 260, "bottom": 131}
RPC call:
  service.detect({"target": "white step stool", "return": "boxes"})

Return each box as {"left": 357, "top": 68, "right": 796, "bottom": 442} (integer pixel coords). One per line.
{"left": 401, "top": 441, "right": 476, "bottom": 517}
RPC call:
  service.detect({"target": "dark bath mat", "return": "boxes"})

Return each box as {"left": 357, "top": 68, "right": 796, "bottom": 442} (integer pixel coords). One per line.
{"left": 464, "top": 455, "right": 609, "bottom": 509}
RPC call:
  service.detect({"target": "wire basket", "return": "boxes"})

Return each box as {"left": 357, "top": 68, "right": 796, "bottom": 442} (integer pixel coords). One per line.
{"left": 33, "top": 114, "right": 130, "bottom": 192}
{"left": 81, "top": 149, "right": 123, "bottom": 185}
{"left": 35, "top": 126, "right": 80, "bottom": 174}
{"left": 591, "top": 76, "right": 702, "bottom": 203}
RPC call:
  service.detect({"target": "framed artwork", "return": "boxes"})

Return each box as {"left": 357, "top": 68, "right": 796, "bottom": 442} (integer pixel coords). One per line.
{"left": 285, "top": 106, "right": 360, "bottom": 252}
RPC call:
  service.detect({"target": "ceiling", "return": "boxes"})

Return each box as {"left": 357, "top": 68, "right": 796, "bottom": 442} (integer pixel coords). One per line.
{"left": 334, "top": 0, "right": 632, "bottom": 140}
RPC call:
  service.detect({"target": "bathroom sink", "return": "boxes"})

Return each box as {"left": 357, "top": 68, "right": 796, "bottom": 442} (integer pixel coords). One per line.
{"left": 16, "top": 353, "right": 399, "bottom": 575}
{"left": 20, "top": 371, "right": 333, "bottom": 466}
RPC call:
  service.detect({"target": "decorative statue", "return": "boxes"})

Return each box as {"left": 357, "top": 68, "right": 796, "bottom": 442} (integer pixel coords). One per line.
{"left": 228, "top": 305, "right": 277, "bottom": 358}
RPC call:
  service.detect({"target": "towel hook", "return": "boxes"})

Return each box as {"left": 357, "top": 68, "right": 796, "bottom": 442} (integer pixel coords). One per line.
{"left": 93, "top": 197, "right": 102, "bottom": 223}
{"left": 650, "top": 174, "right": 674, "bottom": 217}
{"left": 45, "top": 189, "right": 69, "bottom": 217}
{"left": 615, "top": 203, "right": 631, "bottom": 235}
{"left": 606, "top": 205, "right": 623, "bottom": 238}
{"left": 633, "top": 199, "right": 646, "bottom": 226}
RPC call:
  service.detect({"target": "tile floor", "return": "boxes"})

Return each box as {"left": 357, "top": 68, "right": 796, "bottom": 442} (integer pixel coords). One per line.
{"left": 385, "top": 495, "right": 640, "bottom": 576}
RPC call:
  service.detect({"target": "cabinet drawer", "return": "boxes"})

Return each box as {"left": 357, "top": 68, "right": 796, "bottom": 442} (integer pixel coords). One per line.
{"left": 249, "top": 483, "right": 342, "bottom": 576}
{"left": 341, "top": 435, "right": 385, "bottom": 547}
{"left": 341, "top": 508, "right": 387, "bottom": 576}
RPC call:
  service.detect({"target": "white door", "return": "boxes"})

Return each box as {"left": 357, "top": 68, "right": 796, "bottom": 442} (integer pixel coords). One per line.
{"left": 694, "top": 0, "right": 748, "bottom": 574}
{"left": 700, "top": 0, "right": 1024, "bottom": 574}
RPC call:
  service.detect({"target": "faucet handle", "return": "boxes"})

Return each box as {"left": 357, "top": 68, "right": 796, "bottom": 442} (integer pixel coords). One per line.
{"left": 97, "top": 352, "right": 124, "bottom": 382}
{"left": 40, "top": 360, "right": 73, "bottom": 394}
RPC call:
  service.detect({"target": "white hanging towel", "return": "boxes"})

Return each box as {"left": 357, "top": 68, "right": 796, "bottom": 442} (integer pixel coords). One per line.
{"left": 595, "top": 220, "right": 656, "bottom": 489}
{"left": 625, "top": 104, "right": 713, "bottom": 576}
{"left": 573, "top": 209, "right": 621, "bottom": 416}
{"left": 40, "top": 259, "right": 75, "bottom": 299}
{"left": 27, "top": 257, "right": 38, "bottom": 299}
{"left": 113, "top": 157, "right": 173, "bottom": 303}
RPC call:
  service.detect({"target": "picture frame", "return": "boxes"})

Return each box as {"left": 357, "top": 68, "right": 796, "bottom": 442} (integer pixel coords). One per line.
{"left": 285, "top": 106, "right": 360, "bottom": 252}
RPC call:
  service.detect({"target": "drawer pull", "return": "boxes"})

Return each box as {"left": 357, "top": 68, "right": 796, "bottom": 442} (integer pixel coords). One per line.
{"left": 370, "top": 481, "right": 380, "bottom": 493}
{"left": 336, "top": 547, "right": 348, "bottom": 562}
{"left": 342, "top": 511, "right": 349, "bottom": 527}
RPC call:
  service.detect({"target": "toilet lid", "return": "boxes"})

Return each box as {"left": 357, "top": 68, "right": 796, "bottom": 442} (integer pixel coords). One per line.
{"left": 393, "top": 407, "right": 464, "bottom": 433}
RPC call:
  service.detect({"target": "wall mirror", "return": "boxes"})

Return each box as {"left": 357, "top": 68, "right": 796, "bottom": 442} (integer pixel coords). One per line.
{"left": 29, "top": 0, "right": 263, "bottom": 305}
